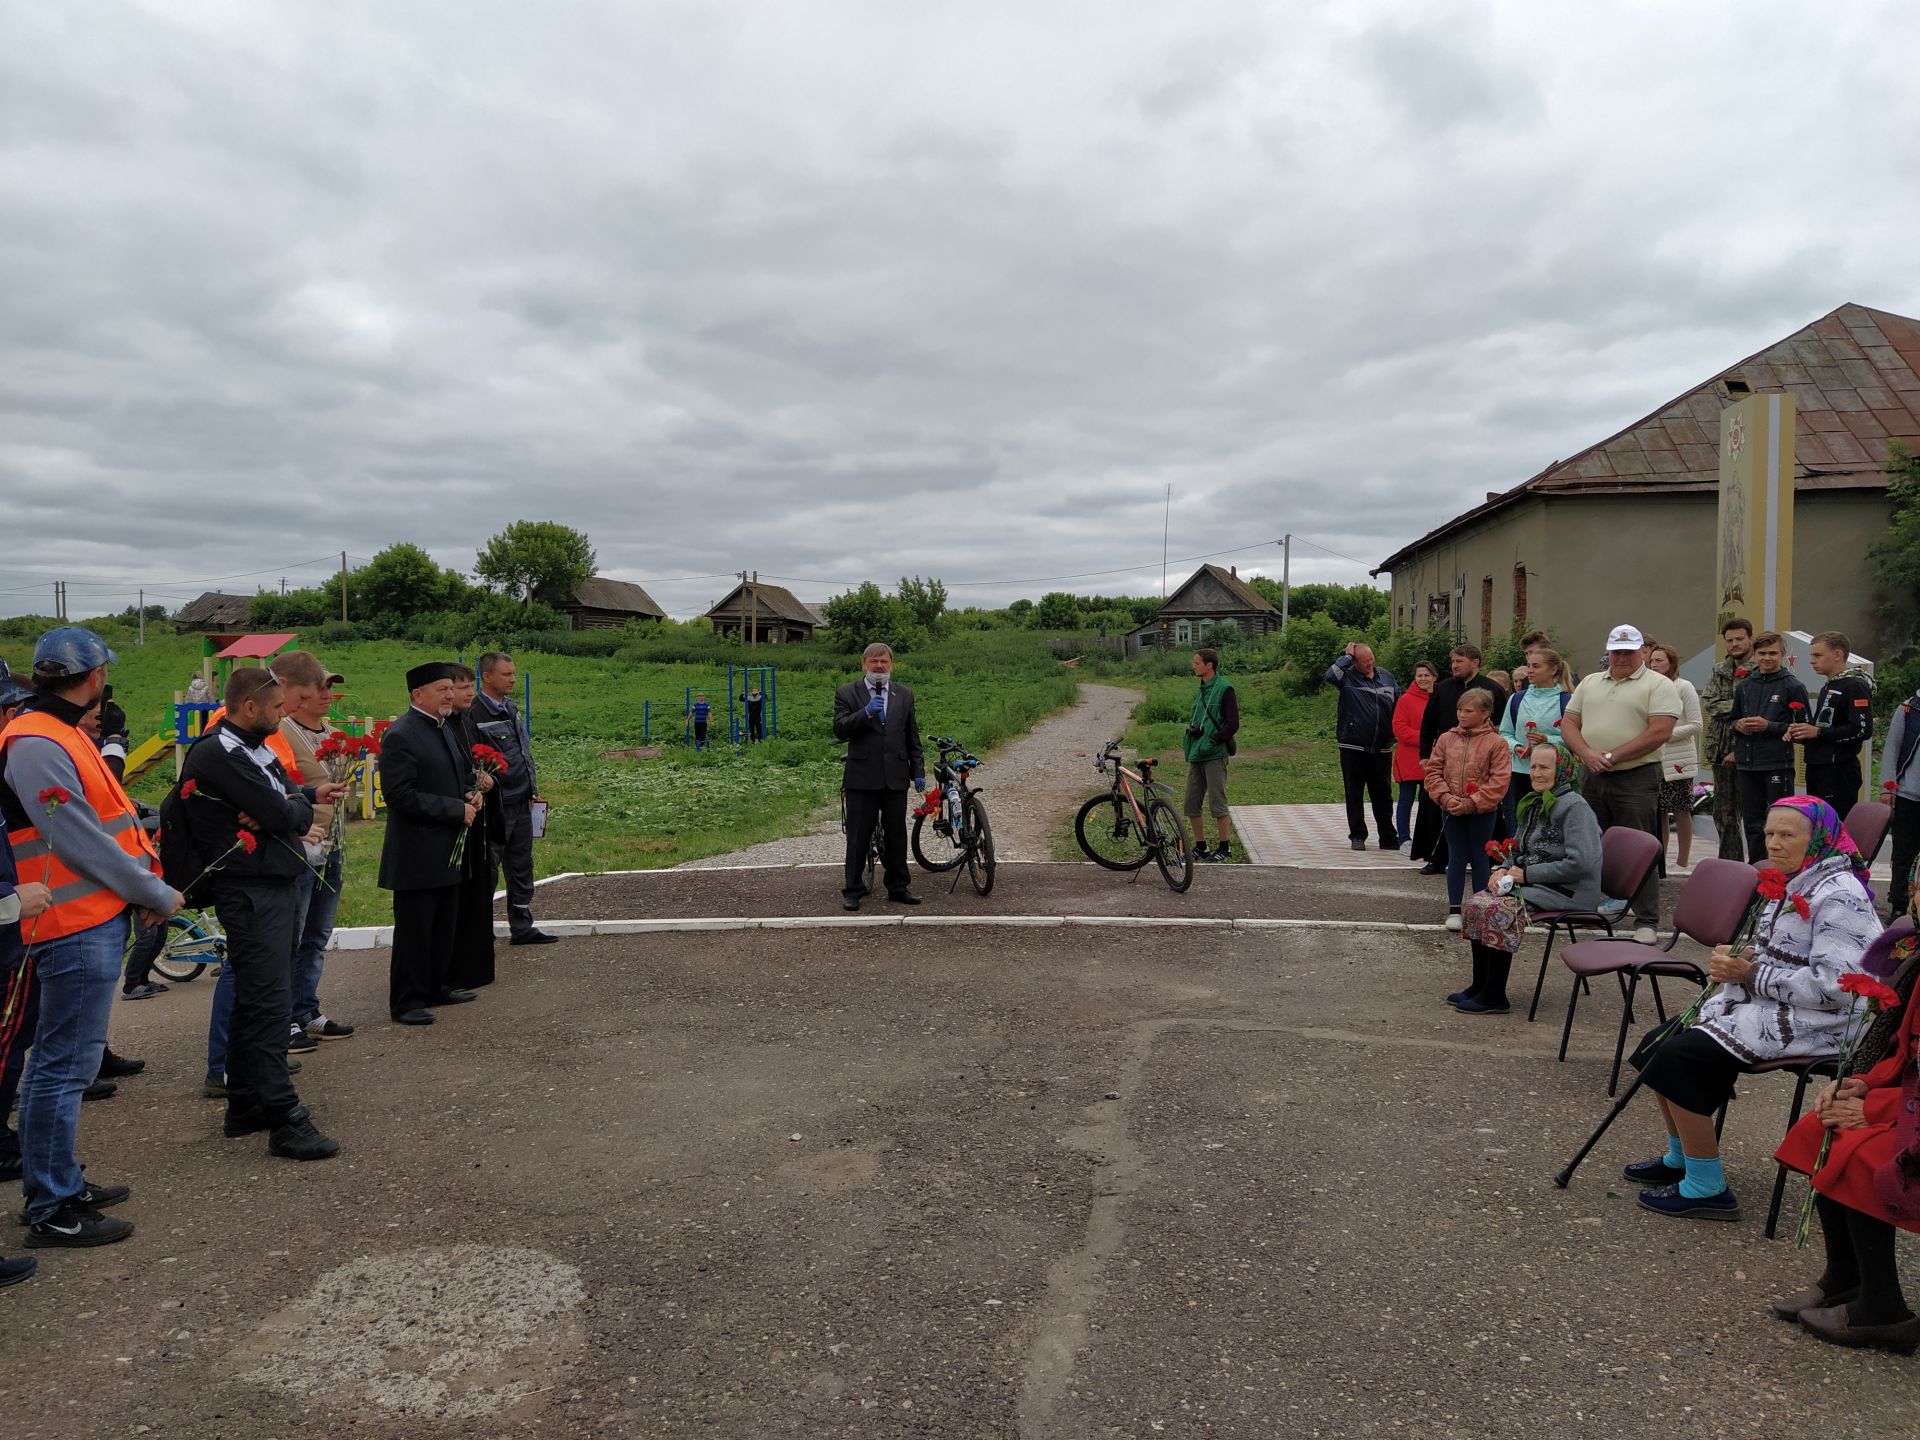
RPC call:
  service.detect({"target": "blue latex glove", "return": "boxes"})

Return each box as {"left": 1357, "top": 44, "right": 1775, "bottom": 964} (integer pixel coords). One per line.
{"left": 912, "top": 775, "right": 925, "bottom": 792}
{"left": 864, "top": 692, "right": 886, "bottom": 717}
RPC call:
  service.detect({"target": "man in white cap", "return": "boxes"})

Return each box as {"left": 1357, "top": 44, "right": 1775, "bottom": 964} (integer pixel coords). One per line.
{"left": 1559, "top": 624, "right": 1682, "bottom": 943}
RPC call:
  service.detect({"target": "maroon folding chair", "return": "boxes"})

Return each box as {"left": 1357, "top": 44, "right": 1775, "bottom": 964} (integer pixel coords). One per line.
{"left": 1755, "top": 916, "right": 1918, "bottom": 1238}
{"left": 1841, "top": 800, "right": 1893, "bottom": 865}
{"left": 1555, "top": 857, "right": 1760, "bottom": 1094}
{"left": 1525, "top": 827, "right": 1664, "bottom": 1023}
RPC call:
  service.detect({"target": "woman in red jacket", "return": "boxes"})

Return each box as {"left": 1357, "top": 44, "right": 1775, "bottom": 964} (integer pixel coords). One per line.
{"left": 1772, "top": 894, "right": 1920, "bottom": 1355}
{"left": 1391, "top": 663, "right": 1435, "bottom": 853}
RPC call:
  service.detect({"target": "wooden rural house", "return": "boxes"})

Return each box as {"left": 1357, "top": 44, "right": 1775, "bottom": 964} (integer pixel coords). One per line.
{"left": 173, "top": 591, "right": 256, "bottom": 634}
{"left": 1125, "top": 564, "right": 1280, "bottom": 657}
{"left": 552, "top": 576, "right": 667, "bottom": 630}
{"left": 705, "top": 580, "right": 819, "bottom": 644}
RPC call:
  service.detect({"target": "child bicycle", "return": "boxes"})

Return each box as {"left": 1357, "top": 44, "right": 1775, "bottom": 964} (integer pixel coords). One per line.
{"left": 1074, "top": 738, "right": 1193, "bottom": 892}
{"left": 909, "top": 736, "right": 995, "bottom": 896}
{"left": 141, "top": 907, "right": 227, "bottom": 984}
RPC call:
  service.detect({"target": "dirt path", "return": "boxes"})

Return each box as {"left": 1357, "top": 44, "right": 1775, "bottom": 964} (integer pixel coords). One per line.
{"left": 680, "top": 681, "right": 1144, "bottom": 867}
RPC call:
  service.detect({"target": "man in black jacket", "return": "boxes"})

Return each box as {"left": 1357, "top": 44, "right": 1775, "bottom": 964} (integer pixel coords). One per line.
{"left": 378, "top": 663, "right": 481, "bottom": 1025}
{"left": 1324, "top": 642, "right": 1399, "bottom": 850}
{"left": 1788, "top": 629, "right": 1874, "bottom": 817}
{"left": 472, "top": 651, "right": 555, "bottom": 946}
{"left": 832, "top": 643, "right": 924, "bottom": 911}
{"left": 1731, "top": 631, "right": 1811, "bottom": 860}
{"left": 178, "top": 667, "right": 342, "bottom": 1161}
{"left": 1411, "top": 645, "right": 1506, "bottom": 873}
{"left": 447, "top": 664, "right": 501, "bottom": 992}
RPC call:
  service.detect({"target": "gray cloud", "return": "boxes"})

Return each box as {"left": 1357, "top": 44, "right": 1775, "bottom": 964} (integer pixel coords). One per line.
{"left": 2, "top": 1, "right": 1917, "bottom": 622}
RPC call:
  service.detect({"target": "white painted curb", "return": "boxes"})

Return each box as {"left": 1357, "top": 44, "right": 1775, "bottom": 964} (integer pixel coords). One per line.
{"left": 326, "top": 913, "right": 1454, "bottom": 948}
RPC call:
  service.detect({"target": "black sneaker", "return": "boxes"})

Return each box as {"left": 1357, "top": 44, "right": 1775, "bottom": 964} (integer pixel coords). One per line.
{"left": 0, "top": 1153, "right": 20, "bottom": 1183}
{"left": 1212, "top": 845, "right": 1232, "bottom": 863}
{"left": 0, "top": 1255, "right": 34, "bottom": 1288}
{"left": 269, "top": 1115, "right": 340, "bottom": 1162}
{"left": 12, "top": 1181, "right": 126, "bottom": 1226}
{"left": 80, "top": 1080, "right": 116, "bottom": 1103}
{"left": 120, "top": 982, "right": 169, "bottom": 1001}
{"left": 201, "top": 1072, "right": 227, "bottom": 1099}
{"left": 22, "top": 1200, "right": 133, "bottom": 1249}
{"left": 1192, "top": 843, "right": 1214, "bottom": 862}
{"left": 286, "top": 1025, "right": 318, "bottom": 1055}
{"left": 508, "top": 929, "right": 559, "bottom": 946}
{"left": 97, "top": 1049, "right": 145, "bottom": 1079}
{"left": 307, "top": 1015, "right": 354, "bottom": 1041}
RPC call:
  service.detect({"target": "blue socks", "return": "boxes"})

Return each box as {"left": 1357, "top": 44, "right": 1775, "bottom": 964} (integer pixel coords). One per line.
{"left": 1663, "top": 1135, "right": 1685, "bottom": 1170}
{"left": 1678, "top": 1154, "right": 1726, "bottom": 1200}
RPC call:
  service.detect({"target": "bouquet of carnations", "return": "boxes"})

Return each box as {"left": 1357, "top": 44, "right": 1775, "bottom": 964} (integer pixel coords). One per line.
{"left": 312, "top": 730, "right": 380, "bottom": 847}
{"left": 449, "top": 744, "right": 509, "bottom": 869}
{"left": 1794, "top": 972, "right": 1905, "bottom": 1247}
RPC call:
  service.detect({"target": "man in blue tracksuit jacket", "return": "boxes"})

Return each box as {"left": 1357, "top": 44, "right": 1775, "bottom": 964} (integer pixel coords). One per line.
{"left": 1325, "top": 642, "right": 1400, "bottom": 850}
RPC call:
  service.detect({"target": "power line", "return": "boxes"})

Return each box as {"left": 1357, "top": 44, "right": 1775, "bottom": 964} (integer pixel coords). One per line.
{"left": 1288, "top": 534, "right": 1376, "bottom": 570}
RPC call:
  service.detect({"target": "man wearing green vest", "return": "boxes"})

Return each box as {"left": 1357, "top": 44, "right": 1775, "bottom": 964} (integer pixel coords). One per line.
{"left": 1184, "top": 647, "right": 1240, "bottom": 862}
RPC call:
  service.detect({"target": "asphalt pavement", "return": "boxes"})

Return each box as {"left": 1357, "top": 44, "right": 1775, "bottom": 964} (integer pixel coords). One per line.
{"left": 3, "top": 869, "right": 1915, "bottom": 1438}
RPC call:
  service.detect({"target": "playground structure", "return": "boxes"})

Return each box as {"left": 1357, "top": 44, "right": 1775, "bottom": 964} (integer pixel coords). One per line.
{"left": 642, "top": 665, "right": 779, "bottom": 748}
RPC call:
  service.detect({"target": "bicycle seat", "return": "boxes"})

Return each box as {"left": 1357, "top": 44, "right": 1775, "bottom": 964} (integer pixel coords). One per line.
{"left": 1139, "top": 757, "right": 1156, "bottom": 770}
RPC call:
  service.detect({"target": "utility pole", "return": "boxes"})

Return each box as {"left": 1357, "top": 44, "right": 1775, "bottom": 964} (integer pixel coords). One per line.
{"left": 749, "top": 569, "right": 759, "bottom": 651}
{"left": 1280, "top": 533, "right": 1291, "bottom": 632}
{"left": 340, "top": 551, "right": 349, "bottom": 625}
{"left": 1161, "top": 484, "right": 1171, "bottom": 598}
{"left": 138, "top": 588, "right": 145, "bottom": 646}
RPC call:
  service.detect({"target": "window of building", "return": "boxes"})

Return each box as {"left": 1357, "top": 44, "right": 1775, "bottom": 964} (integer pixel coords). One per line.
{"left": 1427, "top": 593, "right": 1450, "bottom": 627}
{"left": 1512, "top": 563, "right": 1528, "bottom": 630}
{"left": 1480, "top": 576, "right": 1493, "bottom": 644}
{"left": 1174, "top": 619, "right": 1192, "bottom": 644}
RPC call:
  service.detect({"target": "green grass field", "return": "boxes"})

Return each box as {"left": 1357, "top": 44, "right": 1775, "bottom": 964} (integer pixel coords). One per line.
{"left": 1, "top": 622, "right": 1085, "bottom": 926}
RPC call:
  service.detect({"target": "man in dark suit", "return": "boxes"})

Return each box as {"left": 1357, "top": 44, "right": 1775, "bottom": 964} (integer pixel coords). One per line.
{"left": 447, "top": 663, "right": 500, "bottom": 992}
{"left": 832, "top": 643, "right": 925, "bottom": 911}
{"left": 378, "top": 663, "right": 481, "bottom": 1025}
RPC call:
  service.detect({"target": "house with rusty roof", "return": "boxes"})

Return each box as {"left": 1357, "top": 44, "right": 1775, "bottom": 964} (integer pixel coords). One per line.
{"left": 552, "top": 576, "right": 667, "bottom": 630}
{"left": 173, "top": 591, "right": 257, "bottom": 633}
{"left": 705, "top": 579, "right": 819, "bottom": 644}
{"left": 1125, "top": 563, "right": 1280, "bottom": 657}
{"left": 1372, "top": 303, "right": 1920, "bottom": 663}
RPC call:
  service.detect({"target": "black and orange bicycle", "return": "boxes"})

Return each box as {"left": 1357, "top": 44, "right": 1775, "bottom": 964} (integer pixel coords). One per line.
{"left": 1074, "top": 739, "right": 1193, "bottom": 892}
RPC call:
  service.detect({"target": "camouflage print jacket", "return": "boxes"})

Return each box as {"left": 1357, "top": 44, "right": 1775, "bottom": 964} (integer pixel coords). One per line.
{"left": 1700, "top": 654, "right": 1744, "bottom": 765}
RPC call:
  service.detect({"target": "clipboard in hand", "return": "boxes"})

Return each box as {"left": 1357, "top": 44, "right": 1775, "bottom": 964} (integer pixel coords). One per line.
{"left": 529, "top": 799, "right": 550, "bottom": 839}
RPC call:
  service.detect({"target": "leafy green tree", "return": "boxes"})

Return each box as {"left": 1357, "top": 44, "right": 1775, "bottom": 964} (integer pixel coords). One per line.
{"left": 1248, "top": 577, "right": 1387, "bottom": 629}
{"left": 1006, "top": 598, "right": 1033, "bottom": 621}
{"left": 1031, "top": 591, "right": 1083, "bottom": 629}
{"left": 896, "top": 575, "right": 949, "bottom": 631}
{"left": 1870, "top": 442, "right": 1920, "bottom": 717}
{"left": 475, "top": 520, "right": 597, "bottom": 607}
{"left": 354, "top": 543, "right": 472, "bottom": 619}
{"left": 822, "top": 582, "right": 927, "bottom": 654}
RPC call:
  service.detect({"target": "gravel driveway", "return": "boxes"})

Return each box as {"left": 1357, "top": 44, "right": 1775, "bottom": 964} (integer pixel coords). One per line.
{"left": 680, "top": 682, "right": 1143, "bottom": 868}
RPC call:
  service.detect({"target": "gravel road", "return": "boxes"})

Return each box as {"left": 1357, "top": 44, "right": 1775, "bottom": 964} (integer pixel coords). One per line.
{"left": 680, "top": 681, "right": 1144, "bottom": 868}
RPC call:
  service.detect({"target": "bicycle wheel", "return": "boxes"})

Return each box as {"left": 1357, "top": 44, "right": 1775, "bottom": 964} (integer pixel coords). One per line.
{"left": 1147, "top": 798, "right": 1194, "bottom": 893}
{"left": 964, "top": 796, "right": 996, "bottom": 896}
{"left": 911, "top": 811, "right": 967, "bottom": 872}
{"left": 1075, "top": 792, "right": 1153, "bottom": 871}
{"left": 152, "top": 914, "right": 222, "bottom": 982}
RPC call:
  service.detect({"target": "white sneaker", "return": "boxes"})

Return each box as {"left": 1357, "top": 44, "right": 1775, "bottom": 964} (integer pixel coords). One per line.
{"left": 1445, "top": 913, "right": 1463, "bottom": 932}
{"left": 1633, "top": 926, "right": 1657, "bottom": 945}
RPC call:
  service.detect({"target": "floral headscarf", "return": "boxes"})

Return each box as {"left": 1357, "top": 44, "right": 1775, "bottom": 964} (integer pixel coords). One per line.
{"left": 1516, "top": 741, "right": 1581, "bottom": 824}
{"left": 1767, "top": 794, "right": 1871, "bottom": 888}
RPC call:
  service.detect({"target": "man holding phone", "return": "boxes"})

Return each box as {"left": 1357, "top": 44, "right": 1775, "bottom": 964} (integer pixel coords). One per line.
{"left": 832, "top": 643, "right": 924, "bottom": 911}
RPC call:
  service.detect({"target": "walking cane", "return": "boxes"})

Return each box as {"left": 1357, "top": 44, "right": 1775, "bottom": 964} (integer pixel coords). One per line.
{"left": 1553, "top": 1067, "right": 1651, "bottom": 1188}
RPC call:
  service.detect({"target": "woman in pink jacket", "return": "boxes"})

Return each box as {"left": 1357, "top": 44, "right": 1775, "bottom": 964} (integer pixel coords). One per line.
{"left": 1391, "top": 663, "right": 1435, "bottom": 851}
{"left": 1424, "top": 687, "right": 1512, "bottom": 929}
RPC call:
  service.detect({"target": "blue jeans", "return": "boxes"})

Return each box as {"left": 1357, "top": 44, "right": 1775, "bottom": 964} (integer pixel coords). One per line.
{"left": 1442, "top": 812, "right": 1498, "bottom": 908}
{"left": 1395, "top": 781, "right": 1419, "bottom": 847}
{"left": 19, "top": 913, "right": 127, "bottom": 1223}
{"left": 289, "top": 848, "right": 343, "bottom": 1026}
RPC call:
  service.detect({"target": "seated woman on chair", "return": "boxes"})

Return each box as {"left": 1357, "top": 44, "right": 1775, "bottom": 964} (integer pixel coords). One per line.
{"left": 1627, "top": 796, "right": 1881, "bottom": 1222}
{"left": 1454, "top": 743, "right": 1601, "bottom": 1014}
{"left": 1769, "top": 868, "right": 1919, "bottom": 1355}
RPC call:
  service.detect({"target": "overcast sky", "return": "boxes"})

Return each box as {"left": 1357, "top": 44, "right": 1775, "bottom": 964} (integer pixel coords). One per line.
{"left": 4, "top": 1, "right": 1917, "bottom": 621}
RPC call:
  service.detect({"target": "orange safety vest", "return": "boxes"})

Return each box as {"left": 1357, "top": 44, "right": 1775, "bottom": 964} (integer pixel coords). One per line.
{"left": 264, "top": 729, "right": 302, "bottom": 783}
{"left": 2, "top": 711, "right": 162, "bottom": 941}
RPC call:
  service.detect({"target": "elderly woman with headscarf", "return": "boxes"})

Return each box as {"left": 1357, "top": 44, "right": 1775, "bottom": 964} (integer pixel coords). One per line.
{"left": 1454, "top": 742, "right": 1599, "bottom": 1014}
{"left": 1768, "top": 867, "right": 1919, "bottom": 1355}
{"left": 1625, "top": 796, "right": 1882, "bottom": 1222}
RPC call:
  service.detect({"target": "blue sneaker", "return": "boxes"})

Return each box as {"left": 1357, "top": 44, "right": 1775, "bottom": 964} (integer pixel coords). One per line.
{"left": 1192, "top": 843, "right": 1214, "bottom": 863}
{"left": 1599, "top": 898, "right": 1630, "bottom": 918}
{"left": 1636, "top": 1183, "right": 1740, "bottom": 1222}
{"left": 1623, "top": 1157, "right": 1686, "bottom": 1187}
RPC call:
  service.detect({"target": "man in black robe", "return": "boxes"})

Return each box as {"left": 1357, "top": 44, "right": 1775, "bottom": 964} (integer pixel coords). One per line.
{"left": 378, "top": 663, "right": 480, "bottom": 1025}
{"left": 447, "top": 664, "right": 500, "bottom": 992}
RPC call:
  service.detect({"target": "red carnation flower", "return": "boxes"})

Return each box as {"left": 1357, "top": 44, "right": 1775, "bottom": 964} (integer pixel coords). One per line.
{"left": 1789, "top": 894, "right": 1811, "bottom": 920}
{"left": 1734, "top": 668, "right": 1750, "bottom": 678}
{"left": 180, "top": 779, "right": 198, "bottom": 798}
{"left": 235, "top": 830, "right": 258, "bottom": 855}
{"left": 1756, "top": 868, "right": 1790, "bottom": 902}
{"left": 36, "top": 786, "right": 72, "bottom": 807}
{"left": 1463, "top": 782, "right": 1479, "bottom": 794}
{"left": 1838, "top": 973, "right": 1903, "bottom": 1012}
{"left": 1788, "top": 701, "right": 1805, "bottom": 712}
